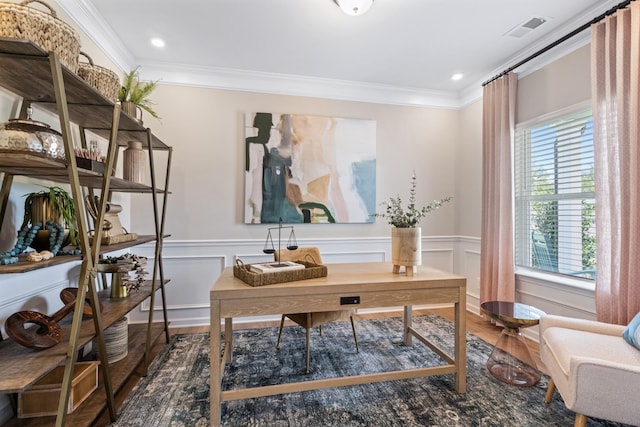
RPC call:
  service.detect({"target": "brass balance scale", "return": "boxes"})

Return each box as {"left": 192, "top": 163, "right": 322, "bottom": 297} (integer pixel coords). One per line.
{"left": 262, "top": 218, "right": 298, "bottom": 265}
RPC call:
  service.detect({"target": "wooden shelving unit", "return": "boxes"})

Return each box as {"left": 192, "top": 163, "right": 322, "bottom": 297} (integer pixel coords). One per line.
{"left": 2, "top": 324, "right": 166, "bottom": 427}
{"left": 0, "top": 281, "right": 166, "bottom": 393}
{"left": 0, "top": 152, "right": 163, "bottom": 192}
{"left": 0, "top": 37, "right": 172, "bottom": 426}
{"left": 0, "top": 235, "right": 161, "bottom": 274}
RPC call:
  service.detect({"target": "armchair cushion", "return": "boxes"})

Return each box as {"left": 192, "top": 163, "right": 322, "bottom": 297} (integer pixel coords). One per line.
{"left": 543, "top": 327, "right": 638, "bottom": 377}
{"left": 540, "top": 315, "right": 640, "bottom": 426}
{"left": 623, "top": 311, "right": 640, "bottom": 350}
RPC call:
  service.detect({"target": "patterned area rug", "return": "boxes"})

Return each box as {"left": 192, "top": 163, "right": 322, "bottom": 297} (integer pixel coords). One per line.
{"left": 110, "top": 314, "right": 627, "bottom": 426}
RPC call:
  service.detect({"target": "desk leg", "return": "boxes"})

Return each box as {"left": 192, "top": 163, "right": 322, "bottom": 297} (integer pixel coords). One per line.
{"left": 403, "top": 305, "right": 413, "bottom": 346}
{"left": 224, "top": 318, "right": 233, "bottom": 363}
{"left": 454, "top": 294, "right": 467, "bottom": 393}
{"left": 210, "top": 301, "right": 221, "bottom": 427}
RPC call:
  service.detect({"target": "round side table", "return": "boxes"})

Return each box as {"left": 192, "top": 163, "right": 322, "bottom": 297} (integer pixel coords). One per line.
{"left": 480, "top": 301, "right": 546, "bottom": 386}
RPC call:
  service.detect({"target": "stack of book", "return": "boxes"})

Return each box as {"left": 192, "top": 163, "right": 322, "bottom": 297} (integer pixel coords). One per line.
{"left": 249, "top": 261, "right": 305, "bottom": 274}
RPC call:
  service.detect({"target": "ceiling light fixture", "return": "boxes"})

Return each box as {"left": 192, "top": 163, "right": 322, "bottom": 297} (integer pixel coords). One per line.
{"left": 150, "top": 37, "right": 165, "bottom": 48}
{"left": 451, "top": 73, "right": 464, "bottom": 81}
{"left": 333, "top": 0, "right": 374, "bottom": 16}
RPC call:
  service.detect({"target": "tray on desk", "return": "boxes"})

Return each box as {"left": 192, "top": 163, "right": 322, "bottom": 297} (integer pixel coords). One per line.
{"left": 233, "top": 260, "right": 327, "bottom": 287}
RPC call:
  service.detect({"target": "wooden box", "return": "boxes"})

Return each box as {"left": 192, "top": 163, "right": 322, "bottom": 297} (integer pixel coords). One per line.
{"left": 18, "top": 361, "right": 99, "bottom": 418}
{"left": 75, "top": 157, "right": 106, "bottom": 174}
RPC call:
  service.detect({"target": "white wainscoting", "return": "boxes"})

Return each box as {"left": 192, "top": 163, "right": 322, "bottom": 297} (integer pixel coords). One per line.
{"left": 121, "top": 235, "right": 597, "bottom": 335}
{"left": 0, "top": 235, "right": 600, "bottom": 422}
{"left": 515, "top": 271, "right": 596, "bottom": 342}
{"left": 455, "top": 236, "right": 482, "bottom": 313}
{"left": 0, "top": 261, "right": 82, "bottom": 338}
{"left": 126, "top": 236, "right": 461, "bottom": 327}
{"left": 0, "top": 236, "right": 598, "bottom": 338}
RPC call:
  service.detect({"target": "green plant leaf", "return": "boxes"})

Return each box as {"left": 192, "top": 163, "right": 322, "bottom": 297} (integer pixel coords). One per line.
{"left": 373, "top": 172, "right": 452, "bottom": 228}
{"left": 22, "top": 185, "right": 78, "bottom": 246}
{"left": 117, "top": 67, "right": 160, "bottom": 119}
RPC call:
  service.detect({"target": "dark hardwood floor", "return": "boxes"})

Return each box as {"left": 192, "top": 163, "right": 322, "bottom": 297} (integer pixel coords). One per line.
{"left": 94, "top": 307, "right": 544, "bottom": 426}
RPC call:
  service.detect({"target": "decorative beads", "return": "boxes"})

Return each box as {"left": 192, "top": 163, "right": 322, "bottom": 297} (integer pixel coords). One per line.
{"left": 0, "top": 220, "right": 80, "bottom": 265}
{"left": 0, "top": 256, "right": 18, "bottom": 265}
{"left": 59, "top": 248, "right": 82, "bottom": 256}
{"left": 0, "top": 221, "right": 41, "bottom": 265}
{"left": 45, "top": 220, "right": 65, "bottom": 255}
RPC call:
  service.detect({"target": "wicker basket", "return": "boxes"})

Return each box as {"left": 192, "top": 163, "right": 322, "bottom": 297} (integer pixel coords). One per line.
{"left": 77, "top": 51, "right": 120, "bottom": 102}
{"left": 233, "top": 260, "right": 328, "bottom": 287}
{"left": 0, "top": 0, "right": 80, "bottom": 71}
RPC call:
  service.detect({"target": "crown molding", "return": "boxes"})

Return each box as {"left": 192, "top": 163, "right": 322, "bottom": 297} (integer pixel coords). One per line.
{"left": 57, "top": 0, "right": 620, "bottom": 110}
{"left": 136, "top": 61, "right": 462, "bottom": 109}
{"left": 56, "top": 0, "right": 135, "bottom": 72}
{"left": 56, "top": 0, "right": 461, "bottom": 109}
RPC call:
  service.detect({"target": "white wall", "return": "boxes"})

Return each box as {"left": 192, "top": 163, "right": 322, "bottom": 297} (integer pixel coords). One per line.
{"left": 132, "top": 84, "right": 459, "bottom": 240}
{"left": 145, "top": 236, "right": 462, "bottom": 328}
{"left": 124, "top": 83, "right": 462, "bottom": 325}
{"left": 516, "top": 45, "right": 591, "bottom": 124}
{"left": 456, "top": 100, "right": 483, "bottom": 237}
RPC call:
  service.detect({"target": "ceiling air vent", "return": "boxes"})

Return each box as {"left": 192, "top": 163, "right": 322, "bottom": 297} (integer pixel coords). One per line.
{"left": 505, "top": 17, "right": 547, "bottom": 38}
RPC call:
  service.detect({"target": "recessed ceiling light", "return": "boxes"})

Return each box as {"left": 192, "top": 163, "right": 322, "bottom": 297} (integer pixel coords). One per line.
{"left": 451, "top": 73, "right": 464, "bottom": 81}
{"left": 150, "top": 37, "right": 165, "bottom": 48}
{"left": 333, "top": 0, "right": 374, "bottom": 16}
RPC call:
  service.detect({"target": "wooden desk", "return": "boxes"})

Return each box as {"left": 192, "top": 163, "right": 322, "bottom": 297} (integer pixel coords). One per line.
{"left": 209, "top": 262, "right": 467, "bottom": 426}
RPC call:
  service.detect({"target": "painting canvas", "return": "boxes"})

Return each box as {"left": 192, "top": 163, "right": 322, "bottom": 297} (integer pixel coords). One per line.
{"left": 244, "top": 112, "right": 376, "bottom": 224}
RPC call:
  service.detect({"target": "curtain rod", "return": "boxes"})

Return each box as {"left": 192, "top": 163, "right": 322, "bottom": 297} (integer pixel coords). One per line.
{"left": 482, "top": 0, "right": 634, "bottom": 87}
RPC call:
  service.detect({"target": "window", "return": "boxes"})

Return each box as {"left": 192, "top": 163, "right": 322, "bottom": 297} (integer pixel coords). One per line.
{"left": 514, "top": 104, "right": 595, "bottom": 280}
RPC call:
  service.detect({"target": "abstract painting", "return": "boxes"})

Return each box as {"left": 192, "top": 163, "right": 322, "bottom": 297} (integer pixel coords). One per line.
{"left": 244, "top": 112, "right": 376, "bottom": 224}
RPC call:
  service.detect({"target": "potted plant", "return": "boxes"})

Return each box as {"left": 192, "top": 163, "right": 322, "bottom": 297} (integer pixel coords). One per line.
{"left": 375, "top": 172, "right": 452, "bottom": 274}
{"left": 117, "top": 67, "right": 160, "bottom": 122}
{"left": 21, "top": 185, "right": 78, "bottom": 251}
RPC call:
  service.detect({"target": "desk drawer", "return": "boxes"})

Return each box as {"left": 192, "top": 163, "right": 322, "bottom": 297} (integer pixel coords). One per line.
{"left": 220, "top": 287, "right": 461, "bottom": 317}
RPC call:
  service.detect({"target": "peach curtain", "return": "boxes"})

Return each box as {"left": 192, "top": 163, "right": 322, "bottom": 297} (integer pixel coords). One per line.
{"left": 591, "top": 2, "right": 640, "bottom": 324}
{"left": 480, "top": 73, "right": 517, "bottom": 303}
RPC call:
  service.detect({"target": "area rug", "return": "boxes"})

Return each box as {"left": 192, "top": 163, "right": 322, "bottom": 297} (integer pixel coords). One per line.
{"left": 110, "top": 314, "right": 626, "bottom": 426}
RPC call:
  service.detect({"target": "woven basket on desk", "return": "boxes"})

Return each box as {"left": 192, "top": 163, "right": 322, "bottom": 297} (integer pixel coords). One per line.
{"left": 77, "top": 52, "right": 120, "bottom": 102}
{"left": 0, "top": 0, "right": 81, "bottom": 72}
{"left": 233, "top": 260, "right": 328, "bottom": 287}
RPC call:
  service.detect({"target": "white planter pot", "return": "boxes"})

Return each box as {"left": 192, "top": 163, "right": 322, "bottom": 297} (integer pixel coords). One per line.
{"left": 391, "top": 227, "right": 422, "bottom": 275}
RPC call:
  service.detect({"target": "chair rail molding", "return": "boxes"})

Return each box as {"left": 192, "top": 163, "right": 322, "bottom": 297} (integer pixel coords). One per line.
{"left": 0, "top": 235, "right": 598, "bottom": 339}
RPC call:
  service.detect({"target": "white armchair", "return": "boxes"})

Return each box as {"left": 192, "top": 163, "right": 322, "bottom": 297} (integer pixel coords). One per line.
{"left": 539, "top": 314, "right": 640, "bottom": 427}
